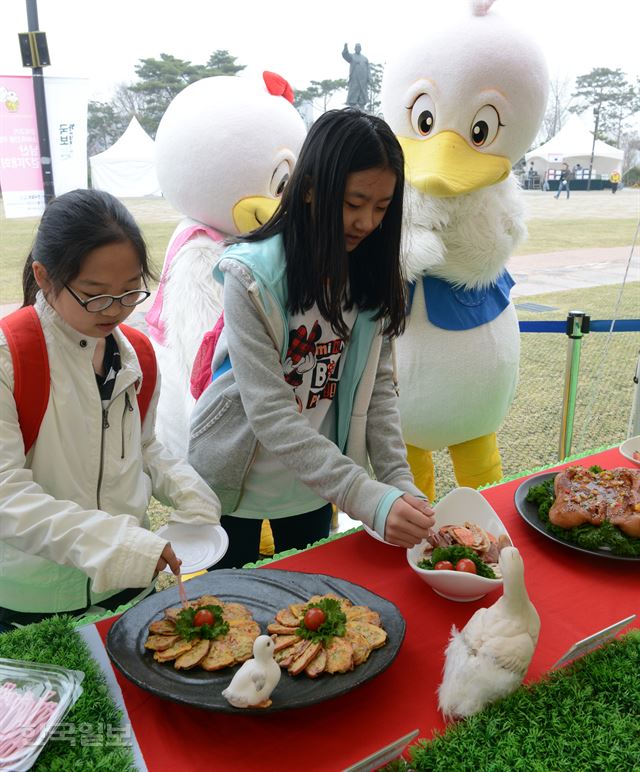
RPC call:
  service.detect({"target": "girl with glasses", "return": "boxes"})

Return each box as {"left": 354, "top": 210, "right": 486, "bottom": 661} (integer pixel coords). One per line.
{"left": 0, "top": 189, "right": 221, "bottom": 631}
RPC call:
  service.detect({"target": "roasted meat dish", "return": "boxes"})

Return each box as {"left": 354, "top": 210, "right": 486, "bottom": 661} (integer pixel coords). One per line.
{"left": 549, "top": 466, "right": 640, "bottom": 537}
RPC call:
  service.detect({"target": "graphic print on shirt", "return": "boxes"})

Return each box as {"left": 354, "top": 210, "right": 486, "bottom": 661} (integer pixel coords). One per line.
{"left": 283, "top": 321, "right": 346, "bottom": 411}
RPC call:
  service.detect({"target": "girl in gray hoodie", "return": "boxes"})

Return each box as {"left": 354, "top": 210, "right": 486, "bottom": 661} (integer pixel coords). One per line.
{"left": 189, "top": 109, "right": 434, "bottom": 568}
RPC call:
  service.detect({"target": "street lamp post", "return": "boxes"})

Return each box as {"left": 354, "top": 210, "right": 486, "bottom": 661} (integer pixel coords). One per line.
{"left": 586, "top": 104, "right": 600, "bottom": 192}
{"left": 20, "top": 0, "right": 55, "bottom": 203}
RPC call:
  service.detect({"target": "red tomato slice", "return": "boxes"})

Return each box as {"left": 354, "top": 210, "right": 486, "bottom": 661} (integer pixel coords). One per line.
{"left": 455, "top": 558, "right": 478, "bottom": 574}
{"left": 194, "top": 609, "right": 215, "bottom": 627}
{"left": 303, "top": 607, "right": 326, "bottom": 631}
{"left": 434, "top": 560, "right": 454, "bottom": 571}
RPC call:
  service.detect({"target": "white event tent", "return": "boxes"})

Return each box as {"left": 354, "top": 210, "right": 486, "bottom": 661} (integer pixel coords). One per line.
{"left": 525, "top": 114, "right": 623, "bottom": 181}
{"left": 89, "top": 117, "right": 161, "bottom": 197}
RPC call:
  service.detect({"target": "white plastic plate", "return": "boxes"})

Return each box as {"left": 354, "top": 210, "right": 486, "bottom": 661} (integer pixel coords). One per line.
{"left": 155, "top": 523, "right": 229, "bottom": 573}
{"left": 619, "top": 435, "right": 640, "bottom": 466}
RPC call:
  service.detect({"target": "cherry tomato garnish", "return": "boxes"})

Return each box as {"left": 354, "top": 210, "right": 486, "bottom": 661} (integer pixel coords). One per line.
{"left": 434, "top": 560, "right": 454, "bottom": 571}
{"left": 303, "top": 607, "right": 326, "bottom": 631}
{"left": 194, "top": 609, "right": 215, "bottom": 627}
{"left": 455, "top": 558, "right": 478, "bottom": 574}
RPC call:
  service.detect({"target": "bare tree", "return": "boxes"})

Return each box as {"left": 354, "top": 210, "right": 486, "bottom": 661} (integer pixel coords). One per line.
{"left": 535, "top": 75, "right": 574, "bottom": 146}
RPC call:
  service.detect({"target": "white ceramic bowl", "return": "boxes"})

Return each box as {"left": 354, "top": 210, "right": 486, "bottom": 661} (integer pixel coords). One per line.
{"left": 406, "top": 487, "right": 511, "bottom": 602}
{"left": 619, "top": 435, "right": 640, "bottom": 466}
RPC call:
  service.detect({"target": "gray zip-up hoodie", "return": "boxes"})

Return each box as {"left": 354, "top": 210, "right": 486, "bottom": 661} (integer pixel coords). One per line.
{"left": 188, "top": 235, "right": 424, "bottom": 537}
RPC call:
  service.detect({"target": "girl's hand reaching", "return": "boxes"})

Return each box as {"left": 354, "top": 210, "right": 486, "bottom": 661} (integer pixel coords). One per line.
{"left": 155, "top": 543, "right": 182, "bottom": 577}
{"left": 384, "top": 494, "right": 435, "bottom": 548}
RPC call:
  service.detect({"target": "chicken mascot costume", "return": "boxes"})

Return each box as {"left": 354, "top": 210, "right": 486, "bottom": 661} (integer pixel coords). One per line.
{"left": 380, "top": 0, "right": 549, "bottom": 500}
{"left": 147, "top": 73, "right": 306, "bottom": 458}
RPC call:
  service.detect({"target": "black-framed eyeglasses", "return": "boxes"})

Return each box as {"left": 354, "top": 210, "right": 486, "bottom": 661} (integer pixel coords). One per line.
{"left": 64, "top": 280, "right": 151, "bottom": 313}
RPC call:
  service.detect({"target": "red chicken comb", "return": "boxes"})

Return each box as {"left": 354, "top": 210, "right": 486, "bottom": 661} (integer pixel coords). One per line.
{"left": 263, "top": 71, "right": 295, "bottom": 104}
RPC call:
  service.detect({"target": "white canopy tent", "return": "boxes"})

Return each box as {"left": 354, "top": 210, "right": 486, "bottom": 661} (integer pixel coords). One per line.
{"left": 89, "top": 117, "right": 161, "bottom": 197}
{"left": 525, "top": 114, "right": 623, "bottom": 181}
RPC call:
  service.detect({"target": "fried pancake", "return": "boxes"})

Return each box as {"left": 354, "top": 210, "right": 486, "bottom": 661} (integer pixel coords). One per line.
{"left": 288, "top": 641, "right": 323, "bottom": 676}
{"left": 153, "top": 639, "right": 194, "bottom": 662}
{"left": 221, "top": 602, "right": 253, "bottom": 620}
{"left": 174, "top": 639, "right": 210, "bottom": 670}
{"left": 200, "top": 639, "right": 236, "bottom": 671}
{"left": 344, "top": 628, "right": 372, "bottom": 665}
{"left": 305, "top": 648, "right": 327, "bottom": 678}
{"left": 346, "top": 607, "right": 381, "bottom": 627}
{"left": 148, "top": 619, "right": 177, "bottom": 635}
{"left": 227, "top": 630, "right": 256, "bottom": 662}
{"left": 227, "top": 619, "right": 260, "bottom": 637}
{"left": 288, "top": 603, "right": 306, "bottom": 620}
{"left": 267, "top": 623, "right": 299, "bottom": 635}
{"left": 325, "top": 637, "right": 354, "bottom": 674}
{"left": 197, "top": 595, "right": 223, "bottom": 607}
{"left": 164, "top": 602, "right": 198, "bottom": 621}
{"left": 144, "top": 634, "right": 180, "bottom": 651}
{"left": 275, "top": 608, "right": 301, "bottom": 627}
{"left": 348, "top": 621, "right": 387, "bottom": 650}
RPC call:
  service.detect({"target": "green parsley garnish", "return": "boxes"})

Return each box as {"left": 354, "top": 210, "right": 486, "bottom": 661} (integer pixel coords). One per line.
{"left": 296, "top": 598, "right": 347, "bottom": 645}
{"left": 525, "top": 466, "right": 640, "bottom": 557}
{"left": 418, "top": 545, "right": 497, "bottom": 578}
{"left": 174, "top": 605, "right": 229, "bottom": 641}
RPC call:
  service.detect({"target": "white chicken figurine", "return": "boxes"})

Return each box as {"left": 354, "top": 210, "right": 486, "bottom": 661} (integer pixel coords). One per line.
{"left": 222, "top": 635, "right": 281, "bottom": 709}
{"left": 146, "top": 73, "right": 306, "bottom": 457}
{"left": 380, "top": 0, "right": 549, "bottom": 500}
{"left": 437, "top": 546, "right": 540, "bottom": 718}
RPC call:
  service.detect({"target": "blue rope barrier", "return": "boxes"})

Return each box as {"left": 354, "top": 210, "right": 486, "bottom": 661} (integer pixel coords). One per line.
{"left": 519, "top": 319, "right": 640, "bottom": 333}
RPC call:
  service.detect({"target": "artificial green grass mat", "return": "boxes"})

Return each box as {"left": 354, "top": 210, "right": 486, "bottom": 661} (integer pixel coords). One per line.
{"left": 399, "top": 630, "right": 640, "bottom": 771}
{"left": 0, "top": 616, "right": 135, "bottom": 771}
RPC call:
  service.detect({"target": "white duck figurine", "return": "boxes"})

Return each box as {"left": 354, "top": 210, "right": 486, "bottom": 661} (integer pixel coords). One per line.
{"left": 437, "top": 546, "right": 540, "bottom": 719}
{"left": 222, "top": 635, "right": 281, "bottom": 709}
{"left": 146, "top": 73, "right": 306, "bottom": 457}
{"left": 380, "top": 0, "right": 549, "bottom": 500}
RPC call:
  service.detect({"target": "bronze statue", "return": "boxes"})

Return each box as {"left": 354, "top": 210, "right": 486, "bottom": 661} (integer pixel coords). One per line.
{"left": 342, "top": 43, "right": 370, "bottom": 110}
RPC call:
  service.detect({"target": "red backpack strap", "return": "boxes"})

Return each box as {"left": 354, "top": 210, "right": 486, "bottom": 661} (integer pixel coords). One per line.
{"left": 120, "top": 324, "right": 157, "bottom": 425}
{"left": 0, "top": 306, "right": 50, "bottom": 455}
{"left": 190, "top": 311, "right": 225, "bottom": 400}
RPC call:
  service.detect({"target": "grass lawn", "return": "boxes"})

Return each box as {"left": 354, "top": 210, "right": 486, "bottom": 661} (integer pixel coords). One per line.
{"left": 0, "top": 216, "right": 177, "bottom": 304}
{"left": 0, "top": 198, "right": 637, "bottom": 303}
{"left": 431, "top": 280, "right": 639, "bottom": 499}
{"left": 518, "top": 218, "right": 637, "bottom": 254}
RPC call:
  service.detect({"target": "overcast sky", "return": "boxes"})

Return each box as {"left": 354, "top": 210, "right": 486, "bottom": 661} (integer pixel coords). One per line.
{"left": 1, "top": 0, "right": 638, "bottom": 103}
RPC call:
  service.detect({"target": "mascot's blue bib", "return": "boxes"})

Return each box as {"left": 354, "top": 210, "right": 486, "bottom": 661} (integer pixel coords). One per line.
{"left": 407, "top": 271, "right": 514, "bottom": 331}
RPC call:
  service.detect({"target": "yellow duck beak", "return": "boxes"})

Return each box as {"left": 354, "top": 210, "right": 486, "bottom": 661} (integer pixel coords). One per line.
{"left": 398, "top": 131, "right": 511, "bottom": 197}
{"left": 232, "top": 195, "right": 280, "bottom": 234}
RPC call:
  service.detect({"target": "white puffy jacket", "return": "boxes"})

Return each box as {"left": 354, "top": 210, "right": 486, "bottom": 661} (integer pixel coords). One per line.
{"left": 0, "top": 294, "right": 221, "bottom": 613}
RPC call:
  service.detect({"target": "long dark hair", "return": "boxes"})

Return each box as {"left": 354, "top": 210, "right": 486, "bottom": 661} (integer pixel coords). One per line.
{"left": 236, "top": 108, "right": 407, "bottom": 338}
{"left": 22, "top": 189, "right": 154, "bottom": 306}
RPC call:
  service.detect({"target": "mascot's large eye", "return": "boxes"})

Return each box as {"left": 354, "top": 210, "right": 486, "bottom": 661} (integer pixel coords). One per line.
{"left": 470, "top": 105, "right": 500, "bottom": 147}
{"left": 410, "top": 94, "right": 436, "bottom": 137}
{"left": 270, "top": 160, "right": 291, "bottom": 197}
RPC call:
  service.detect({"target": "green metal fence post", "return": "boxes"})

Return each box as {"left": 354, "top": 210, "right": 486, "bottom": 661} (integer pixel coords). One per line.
{"left": 559, "top": 310, "right": 590, "bottom": 461}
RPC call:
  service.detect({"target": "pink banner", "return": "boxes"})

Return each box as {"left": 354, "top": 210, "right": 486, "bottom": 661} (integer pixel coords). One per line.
{"left": 0, "top": 74, "right": 44, "bottom": 218}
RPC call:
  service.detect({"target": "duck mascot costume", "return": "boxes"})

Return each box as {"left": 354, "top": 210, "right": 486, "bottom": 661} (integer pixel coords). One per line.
{"left": 380, "top": 0, "right": 549, "bottom": 500}
{"left": 146, "top": 73, "right": 306, "bottom": 458}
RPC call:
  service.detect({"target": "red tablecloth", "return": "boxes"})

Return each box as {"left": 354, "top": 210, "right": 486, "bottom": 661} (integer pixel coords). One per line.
{"left": 96, "top": 447, "right": 640, "bottom": 771}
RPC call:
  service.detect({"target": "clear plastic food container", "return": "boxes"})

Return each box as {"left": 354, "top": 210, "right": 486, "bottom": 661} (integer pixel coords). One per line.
{"left": 0, "top": 658, "right": 84, "bottom": 771}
